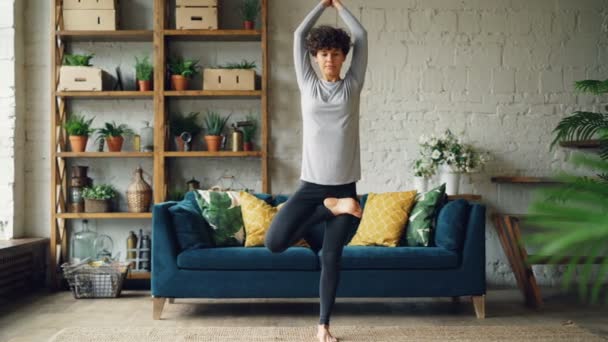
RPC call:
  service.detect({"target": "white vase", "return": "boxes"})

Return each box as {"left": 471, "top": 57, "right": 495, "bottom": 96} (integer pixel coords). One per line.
{"left": 413, "top": 176, "right": 429, "bottom": 193}
{"left": 439, "top": 164, "right": 461, "bottom": 195}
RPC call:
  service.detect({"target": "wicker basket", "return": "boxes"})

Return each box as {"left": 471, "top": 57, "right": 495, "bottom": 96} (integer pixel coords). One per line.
{"left": 126, "top": 166, "right": 152, "bottom": 213}
{"left": 84, "top": 198, "right": 111, "bottom": 213}
{"left": 61, "top": 261, "right": 130, "bottom": 299}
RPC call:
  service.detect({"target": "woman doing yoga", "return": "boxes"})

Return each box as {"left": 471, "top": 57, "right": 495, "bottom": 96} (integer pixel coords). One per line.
{"left": 264, "top": 1, "right": 367, "bottom": 341}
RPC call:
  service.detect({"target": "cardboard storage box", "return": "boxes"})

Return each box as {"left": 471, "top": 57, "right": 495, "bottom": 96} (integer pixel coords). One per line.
{"left": 58, "top": 66, "right": 103, "bottom": 91}
{"left": 203, "top": 69, "right": 255, "bottom": 91}
{"left": 63, "top": 9, "right": 117, "bottom": 30}
{"left": 176, "top": 7, "right": 218, "bottom": 30}
{"left": 63, "top": 0, "right": 117, "bottom": 10}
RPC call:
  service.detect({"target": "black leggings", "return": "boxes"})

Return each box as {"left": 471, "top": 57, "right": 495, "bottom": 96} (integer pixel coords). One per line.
{"left": 264, "top": 180, "right": 358, "bottom": 325}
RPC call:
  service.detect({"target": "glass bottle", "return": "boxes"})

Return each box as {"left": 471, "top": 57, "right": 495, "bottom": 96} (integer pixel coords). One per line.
{"left": 140, "top": 121, "right": 154, "bottom": 152}
{"left": 69, "top": 219, "right": 98, "bottom": 263}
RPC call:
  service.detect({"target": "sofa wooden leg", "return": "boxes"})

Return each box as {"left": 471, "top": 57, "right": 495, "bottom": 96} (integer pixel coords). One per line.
{"left": 472, "top": 295, "right": 485, "bottom": 319}
{"left": 153, "top": 297, "right": 166, "bottom": 320}
{"left": 168, "top": 298, "right": 175, "bottom": 304}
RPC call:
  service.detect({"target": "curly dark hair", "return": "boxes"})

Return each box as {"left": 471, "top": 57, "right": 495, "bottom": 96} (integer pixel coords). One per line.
{"left": 306, "top": 25, "right": 352, "bottom": 57}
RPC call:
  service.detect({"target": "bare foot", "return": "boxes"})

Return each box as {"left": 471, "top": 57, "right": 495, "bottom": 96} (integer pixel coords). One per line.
{"left": 317, "top": 324, "right": 338, "bottom": 342}
{"left": 323, "top": 197, "right": 362, "bottom": 218}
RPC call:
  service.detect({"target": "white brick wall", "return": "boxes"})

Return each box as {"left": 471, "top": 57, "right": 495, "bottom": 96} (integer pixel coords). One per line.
{"left": 0, "top": 0, "right": 24, "bottom": 239}
{"left": 19, "top": 0, "right": 608, "bottom": 286}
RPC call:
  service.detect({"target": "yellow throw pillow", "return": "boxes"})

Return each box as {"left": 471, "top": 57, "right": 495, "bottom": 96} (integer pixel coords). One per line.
{"left": 348, "top": 190, "right": 417, "bottom": 247}
{"left": 239, "top": 192, "right": 309, "bottom": 248}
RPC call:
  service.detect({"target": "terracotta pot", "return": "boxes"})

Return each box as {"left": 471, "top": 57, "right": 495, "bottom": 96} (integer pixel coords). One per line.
{"left": 204, "top": 135, "right": 222, "bottom": 152}
{"left": 243, "top": 21, "right": 254, "bottom": 30}
{"left": 106, "top": 136, "right": 124, "bottom": 152}
{"left": 69, "top": 135, "right": 88, "bottom": 152}
{"left": 174, "top": 136, "right": 185, "bottom": 151}
{"left": 243, "top": 141, "right": 253, "bottom": 151}
{"left": 138, "top": 80, "right": 152, "bottom": 91}
{"left": 170, "top": 75, "right": 188, "bottom": 91}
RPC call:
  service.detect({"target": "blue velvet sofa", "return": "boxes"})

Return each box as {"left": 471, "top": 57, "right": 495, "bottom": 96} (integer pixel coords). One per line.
{"left": 151, "top": 194, "right": 486, "bottom": 320}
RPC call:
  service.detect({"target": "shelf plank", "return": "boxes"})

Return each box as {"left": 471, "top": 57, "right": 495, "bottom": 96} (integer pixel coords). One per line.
{"left": 164, "top": 90, "right": 262, "bottom": 98}
{"left": 56, "top": 152, "right": 154, "bottom": 158}
{"left": 56, "top": 212, "right": 152, "bottom": 219}
{"left": 127, "top": 271, "right": 151, "bottom": 280}
{"left": 559, "top": 140, "right": 601, "bottom": 149}
{"left": 164, "top": 29, "right": 262, "bottom": 41}
{"left": 447, "top": 194, "right": 482, "bottom": 201}
{"left": 56, "top": 30, "right": 153, "bottom": 42}
{"left": 56, "top": 91, "right": 154, "bottom": 98}
{"left": 164, "top": 151, "right": 263, "bottom": 158}
{"left": 491, "top": 176, "right": 559, "bottom": 184}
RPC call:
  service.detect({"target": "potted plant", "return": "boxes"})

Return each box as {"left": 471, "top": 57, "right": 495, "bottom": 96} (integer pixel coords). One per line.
{"left": 59, "top": 53, "right": 103, "bottom": 91}
{"left": 168, "top": 57, "right": 200, "bottom": 91}
{"left": 135, "top": 56, "right": 153, "bottom": 91}
{"left": 169, "top": 112, "right": 203, "bottom": 151}
{"left": 95, "top": 121, "right": 134, "bottom": 152}
{"left": 203, "top": 110, "right": 231, "bottom": 152}
{"left": 418, "top": 130, "right": 490, "bottom": 195}
{"left": 204, "top": 60, "right": 257, "bottom": 91}
{"left": 240, "top": 0, "right": 260, "bottom": 30}
{"left": 82, "top": 184, "right": 116, "bottom": 213}
{"left": 64, "top": 114, "right": 95, "bottom": 152}
{"left": 242, "top": 114, "right": 257, "bottom": 151}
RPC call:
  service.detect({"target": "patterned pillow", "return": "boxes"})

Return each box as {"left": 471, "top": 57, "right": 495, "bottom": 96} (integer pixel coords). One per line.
{"left": 403, "top": 183, "right": 447, "bottom": 247}
{"left": 239, "top": 191, "right": 309, "bottom": 247}
{"left": 194, "top": 190, "right": 245, "bottom": 246}
{"left": 347, "top": 190, "right": 417, "bottom": 247}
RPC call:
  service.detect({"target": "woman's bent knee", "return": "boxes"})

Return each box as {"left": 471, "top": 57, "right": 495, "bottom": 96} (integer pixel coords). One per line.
{"left": 264, "top": 235, "right": 288, "bottom": 253}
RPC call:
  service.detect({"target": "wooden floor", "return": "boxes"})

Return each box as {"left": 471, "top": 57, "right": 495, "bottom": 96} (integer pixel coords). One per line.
{"left": 0, "top": 287, "right": 606, "bottom": 342}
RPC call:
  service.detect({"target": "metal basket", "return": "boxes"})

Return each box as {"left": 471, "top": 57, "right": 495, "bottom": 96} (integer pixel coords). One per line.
{"left": 61, "top": 261, "right": 130, "bottom": 299}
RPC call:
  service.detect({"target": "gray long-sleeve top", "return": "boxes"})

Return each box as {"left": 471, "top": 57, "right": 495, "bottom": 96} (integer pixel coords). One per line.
{"left": 294, "top": 2, "right": 367, "bottom": 186}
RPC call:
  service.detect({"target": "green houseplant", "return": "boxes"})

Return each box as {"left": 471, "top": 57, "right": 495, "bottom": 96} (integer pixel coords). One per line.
{"left": 95, "top": 121, "right": 134, "bottom": 152}
{"left": 216, "top": 60, "right": 257, "bottom": 69}
{"left": 242, "top": 114, "right": 257, "bottom": 151}
{"left": 63, "top": 53, "right": 94, "bottom": 66}
{"left": 170, "top": 112, "right": 203, "bottom": 151}
{"left": 168, "top": 57, "right": 200, "bottom": 91}
{"left": 64, "top": 114, "right": 95, "bottom": 152}
{"left": 203, "top": 110, "right": 231, "bottom": 152}
{"left": 82, "top": 184, "right": 116, "bottom": 213}
{"left": 135, "top": 56, "right": 153, "bottom": 91}
{"left": 526, "top": 76, "right": 608, "bottom": 304}
{"left": 240, "top": 0, "right": 260, "bottom": 30}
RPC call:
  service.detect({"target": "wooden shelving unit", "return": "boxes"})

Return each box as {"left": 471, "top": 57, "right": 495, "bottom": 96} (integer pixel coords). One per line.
{"left": 50, "top": 0, "right": 270, "bottom": 285}
{"left": 559, "top": 139, "right": 601, "bottom": 149}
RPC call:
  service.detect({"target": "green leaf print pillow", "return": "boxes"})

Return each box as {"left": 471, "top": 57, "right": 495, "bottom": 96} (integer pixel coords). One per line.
{"left": 403, "top": 183, "right": 446, "bottom": 247}
{"left": 194, "top": 190, "right": 245, "bottom": 246}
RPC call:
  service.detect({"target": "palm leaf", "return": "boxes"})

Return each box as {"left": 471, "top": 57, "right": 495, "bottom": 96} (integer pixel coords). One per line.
{"left": 549, "top": 111, "right": 608, "bottom": 150}
{"left": 526, "top": 153, "right": 608, "bottom": 303}
{"left": 575, "top": 79, "right": 608, "bottom": 95}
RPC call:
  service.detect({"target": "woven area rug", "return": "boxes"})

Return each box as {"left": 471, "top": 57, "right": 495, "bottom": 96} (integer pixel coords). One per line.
{"left": 48, "top": 325, "right": 605, "bottom": 342}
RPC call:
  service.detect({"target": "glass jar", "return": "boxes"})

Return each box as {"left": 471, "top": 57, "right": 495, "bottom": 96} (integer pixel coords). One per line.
{"left": 69, "top": 219, "right": 98, "bottom": 263}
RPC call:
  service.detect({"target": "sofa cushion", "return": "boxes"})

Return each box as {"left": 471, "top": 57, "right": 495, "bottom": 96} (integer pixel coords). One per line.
{"left": 434, "top": 199, "right": 470, "bottom": 252}
{"left": 193, "top": 190, "right": 246, "bottom": 246}
{"left": 169, "top": 192, "right": 215, "bottom": 251}
{"left": 403, "top": 183, "right": 447, "bottom": 247}
{"left": 239, "top": 191, "right": 309, "bottom": 248}
{"left": 319, "top": 246, "right": 459, "bottom": 269}
{"left": 177, "top": 246, "right": 319, "bottom": 270}
{"left": 348, "top": 191, "right": 417, "bottom": 247}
